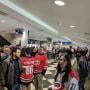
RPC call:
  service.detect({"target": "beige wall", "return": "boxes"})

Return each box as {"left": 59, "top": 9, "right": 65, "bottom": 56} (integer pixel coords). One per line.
{"left": 1, "top": 32, "right": 15, "bottom": 44}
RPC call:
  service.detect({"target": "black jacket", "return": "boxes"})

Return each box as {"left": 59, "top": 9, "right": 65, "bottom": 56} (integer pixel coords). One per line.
{"left": 0, "top": 53, "right": 7, "bottom": 83}
{"left": 79, "top": 56, "right": 88, "bottom": 77}
{"left": 1, "top": 56, "right": 22, "bottom": 86}
{"left": 0, "top": 62, "right": 3, "bottom": 83}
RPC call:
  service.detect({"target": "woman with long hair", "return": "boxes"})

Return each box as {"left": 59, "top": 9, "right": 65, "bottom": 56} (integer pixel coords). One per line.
{"left": 48, "top": 53, "right": 79, "bottom": 90}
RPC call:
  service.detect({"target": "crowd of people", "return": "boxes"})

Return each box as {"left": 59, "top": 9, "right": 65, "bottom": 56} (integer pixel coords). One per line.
{"left": 0, "top": 45, "right": 90, "bottom": 90}
{"left": 0, "top": 45, "right": 48, "bottom": 90}
{"left": 51, "top": 46, "right": 90, "bottom": 90}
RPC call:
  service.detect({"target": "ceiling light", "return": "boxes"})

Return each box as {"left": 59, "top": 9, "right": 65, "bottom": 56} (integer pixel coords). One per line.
{"left": 59, "top": 24, "right": 61, "bottom": 26}
{"left": 69, "top": 25, "right": 75, "bottom": 28}
{"left": 54, "top": 0, "right": 65, "bottom": 6}
{"left": 59, "top": 23, "right": 61, "bottom": 26}
{"left": 1, "top": 20, "right": 6, "bottom": 23}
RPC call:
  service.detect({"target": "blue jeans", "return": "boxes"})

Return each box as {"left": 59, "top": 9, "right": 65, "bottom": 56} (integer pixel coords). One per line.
{"left": 12, "top": 84, "right": 20, "bottom": 90}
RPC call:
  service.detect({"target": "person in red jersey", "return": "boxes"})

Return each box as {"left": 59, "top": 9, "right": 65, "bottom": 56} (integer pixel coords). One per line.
{"left": 20, "top": 49, "right": 34, "bottom": 90}
{"left": 33, "top": 46, "right": 48, "bottom": 90}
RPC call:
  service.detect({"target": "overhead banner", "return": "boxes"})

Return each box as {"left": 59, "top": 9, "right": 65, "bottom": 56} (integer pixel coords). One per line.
{"left": 46, "top": 37, "right": 52, "bottom": 42}
{"left": 62, "top": 42, "right": 72, "bottom": 45}
{"left": 15, "top": 28, "right": 24, "bottom": 36}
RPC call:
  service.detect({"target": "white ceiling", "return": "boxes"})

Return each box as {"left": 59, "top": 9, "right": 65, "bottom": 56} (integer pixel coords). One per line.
{"left": 0, "top": 0, "right": 90, "bottom": 46}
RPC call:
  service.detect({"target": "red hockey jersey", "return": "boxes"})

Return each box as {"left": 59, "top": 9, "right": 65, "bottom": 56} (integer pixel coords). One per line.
{"left": 20, "top": 57, "right": 34, "bottom": 84}
{"left": 34, "top": 54, "right": 48, "bottom": 74}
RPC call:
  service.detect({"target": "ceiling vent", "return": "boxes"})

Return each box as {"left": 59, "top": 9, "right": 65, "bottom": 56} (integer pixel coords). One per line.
{"left": 84, "top": 33, "right": 90, "bottom": 35}
{"left": 39, "top": 29, "right": 44, "bottom": 32}
{"left": 0, "top": 11, "right": 8, "bottom": 16}
{"left": 39, "top": 29, "right": 47, "bottom": 33}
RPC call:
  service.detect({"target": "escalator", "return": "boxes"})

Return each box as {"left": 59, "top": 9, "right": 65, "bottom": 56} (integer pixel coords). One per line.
{"left": 0, "top": 35, "right": 11, "bottom": 47}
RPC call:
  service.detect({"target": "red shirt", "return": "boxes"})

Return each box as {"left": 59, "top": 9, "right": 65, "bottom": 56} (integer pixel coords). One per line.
{"left": 20, "top": 57, "right": 34, "bottom": 83}
{"left": 34, "top": 54, "right": 48, "bottom": 74}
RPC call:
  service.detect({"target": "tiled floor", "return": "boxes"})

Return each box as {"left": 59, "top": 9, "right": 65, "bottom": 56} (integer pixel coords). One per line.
{"left": 31, "top": 61, "right": 57, "bottom": 90}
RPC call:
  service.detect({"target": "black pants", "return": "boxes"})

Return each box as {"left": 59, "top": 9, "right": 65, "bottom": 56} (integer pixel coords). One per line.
{"left": 79, "top": 76, "right": 86, "bottom": 90}
{"left": 0, "top": 83, "right": 3, "bottom": 90}
{"left": 7, "top": 85, "right": 12, "bottom": 90}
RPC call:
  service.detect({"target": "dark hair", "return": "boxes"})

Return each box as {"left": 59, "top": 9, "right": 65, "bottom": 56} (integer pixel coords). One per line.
{"left": 11, "top": 47, "right": 21, "bottom": 55}
{"left": 80, "top": 48, "right": 88, "bottom": 56}
{"left": 0, "top": 47, "right": 3, "bottom": 53}
{"left": 54, "top": 53, "right": 72, "bottom": 83}
{"left": 39, "top": 46, "right": 44, "bottom": 49}
{"left": 21, "top": 47, "right": 32, "bottom": 57}
{"left": 21, "top": 47, "right": 26, "bottom": 57}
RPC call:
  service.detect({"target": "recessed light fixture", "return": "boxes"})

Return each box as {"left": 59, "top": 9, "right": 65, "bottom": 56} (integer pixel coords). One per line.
{"left": 69, "top": 25, "right": 75, "bottom": 28}
{"left": 54, "top": 0, "right": 65, "bottom": 6}
{"left": 59, "top": 23, "right": 61, "bottom": 26}
{"left": 1, "top": 20, "right": 6, "bottom": 23}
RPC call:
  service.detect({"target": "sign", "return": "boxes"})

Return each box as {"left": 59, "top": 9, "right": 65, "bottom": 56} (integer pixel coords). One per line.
{"left": 47, "top": 37, "right": 52, "bottom": 42}
{"left": 15, "top": 28, "right": 24, "bottom": 36}
{"left": 28, "top": 39, "right": 37, "bottom": 44}
{"left": 62, "top": 42, "right": 72, "bottom": 45}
